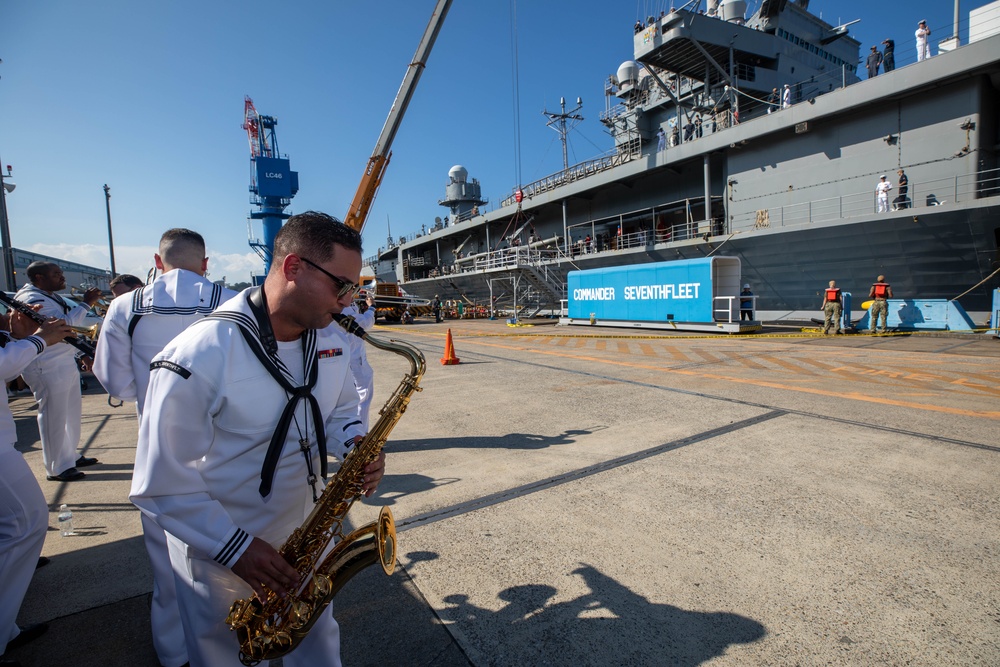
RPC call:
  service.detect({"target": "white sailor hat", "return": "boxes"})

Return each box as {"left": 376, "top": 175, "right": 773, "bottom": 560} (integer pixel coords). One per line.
{"left": 743, "top": 283, "right": 750, "bottom": 289}
{"left": 881, "top": 174, "right": 887, "bottom": 178}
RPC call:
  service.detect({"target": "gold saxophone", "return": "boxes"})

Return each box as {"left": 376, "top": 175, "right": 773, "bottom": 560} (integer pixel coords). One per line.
{"left": 225, "top": 314, "right": 425, "bottom": 666}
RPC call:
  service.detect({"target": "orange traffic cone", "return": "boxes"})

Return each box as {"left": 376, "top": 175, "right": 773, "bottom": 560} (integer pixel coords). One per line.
{"left": 440, "top": 328, "right": 460, "bottom": 365}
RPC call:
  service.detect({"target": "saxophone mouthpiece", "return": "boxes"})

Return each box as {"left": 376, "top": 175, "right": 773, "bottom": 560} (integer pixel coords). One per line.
{"left": 332, "top": 313, "right": 366, "bottom": 339}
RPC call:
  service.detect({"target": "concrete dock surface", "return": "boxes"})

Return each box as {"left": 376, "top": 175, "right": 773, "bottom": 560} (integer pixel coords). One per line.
{"left": 7, "top": 320, "right": 1000, "bottom": 666}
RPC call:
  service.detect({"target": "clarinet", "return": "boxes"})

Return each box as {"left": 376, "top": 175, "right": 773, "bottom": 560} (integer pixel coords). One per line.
{"left": 0, "top": 291, "right": 97, "bottom": 357}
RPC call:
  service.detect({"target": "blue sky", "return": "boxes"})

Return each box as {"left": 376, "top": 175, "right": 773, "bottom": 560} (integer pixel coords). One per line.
{"left": 0, "top": 0, "right": 990, "bottom": 283}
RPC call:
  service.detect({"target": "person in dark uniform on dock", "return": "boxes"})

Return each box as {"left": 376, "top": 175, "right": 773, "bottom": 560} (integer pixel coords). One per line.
{"left": 740, "top": 284, "right": 754, "bottom": 321}
{"left": 432, "top": 295, "right": 442, "bottom": 323}
{"left": 821, "top": 280, "right": 843, "bottom": 335}
{"left": 868, "top": 275, "right": 893, "bottom": 334}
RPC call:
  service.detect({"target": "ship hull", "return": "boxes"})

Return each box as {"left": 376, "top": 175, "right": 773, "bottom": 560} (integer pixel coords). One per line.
{"left": 396, "top": 202, "right": 999, "bottom": 319}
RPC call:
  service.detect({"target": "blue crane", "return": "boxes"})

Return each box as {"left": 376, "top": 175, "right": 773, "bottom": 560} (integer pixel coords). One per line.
{"left": 243, "top": 96, "right": 298, "bottom": 280}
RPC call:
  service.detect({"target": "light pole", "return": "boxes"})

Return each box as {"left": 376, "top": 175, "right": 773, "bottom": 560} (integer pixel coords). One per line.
{"left": 0, "top": 161, "right": 16, "bottom": 292}
{"left": 104, "top": 184, "right": 117, "bottom": 278}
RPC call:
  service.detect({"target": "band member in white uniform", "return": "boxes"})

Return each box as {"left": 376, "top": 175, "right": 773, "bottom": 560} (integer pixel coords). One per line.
{"left": 15, "top": 262, "right": 103, "bottom": 481}
{"left": 340, "top": 292, "right": 376, "bottom": 430}
{"left": 131, "top": 212, "right": 385, "bottom": 667}
{"left": 94, "top": 228, "right": 236, "bottom": 667}
{"left": 0, "top": 310, "right": 74, "bottom": 659}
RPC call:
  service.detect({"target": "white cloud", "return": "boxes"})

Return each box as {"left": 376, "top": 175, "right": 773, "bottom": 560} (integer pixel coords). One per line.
{"left": 24, "top": 243, "right": 263, "bottom": 285}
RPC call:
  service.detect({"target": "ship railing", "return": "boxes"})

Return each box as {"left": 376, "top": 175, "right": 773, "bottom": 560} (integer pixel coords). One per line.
{"left": 730, "top": 166, "right": 1000, "bottom": 231}
{"left": 499, "top": 149, "right": 631, "bottom": 208}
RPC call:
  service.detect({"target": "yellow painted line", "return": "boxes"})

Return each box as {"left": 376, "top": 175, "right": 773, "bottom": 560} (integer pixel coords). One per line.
{"left": 401, "top": 331, "right": 1000, "bottom": 421}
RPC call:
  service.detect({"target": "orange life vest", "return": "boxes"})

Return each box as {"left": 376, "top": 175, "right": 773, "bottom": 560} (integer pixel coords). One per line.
{"left": 872, "top": 282, "right": 889, "bottom": 299}
{"left": 825, "top": 288, "right": 840, "bottom": 302}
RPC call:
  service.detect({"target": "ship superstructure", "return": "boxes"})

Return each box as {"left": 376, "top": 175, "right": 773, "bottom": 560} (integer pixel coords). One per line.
{"left": 367, "top": 0, "right": 1000, "bottom": 320}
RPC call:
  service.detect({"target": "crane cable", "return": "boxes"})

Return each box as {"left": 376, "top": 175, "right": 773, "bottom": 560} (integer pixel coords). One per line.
{"left": 509, "top": 0, "right": 523, "bottom": 190}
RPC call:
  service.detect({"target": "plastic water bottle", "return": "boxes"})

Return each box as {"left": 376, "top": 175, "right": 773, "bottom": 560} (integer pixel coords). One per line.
{"left": 58, "top": 504, "right": 75, "bottom": 536}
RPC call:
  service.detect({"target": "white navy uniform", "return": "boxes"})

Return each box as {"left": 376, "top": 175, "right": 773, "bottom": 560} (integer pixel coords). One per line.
{"left": 0, "top": 331, "right": 49, "bottom": 654}
{"left": 14, "top": 284, "right": 93, "bottom": 477}
{"left": 93, "top": 269, "right": 235, "bottom": 667}
{"left": 130, "top": 290, "right": 365, "bottom": 667}
{"left": 340, "top": 303, "right": 375, "bottom": 430}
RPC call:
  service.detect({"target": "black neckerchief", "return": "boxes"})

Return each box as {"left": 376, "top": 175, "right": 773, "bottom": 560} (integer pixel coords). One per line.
{"left": 206, "top": 287, "right": 327, "bottom": 497}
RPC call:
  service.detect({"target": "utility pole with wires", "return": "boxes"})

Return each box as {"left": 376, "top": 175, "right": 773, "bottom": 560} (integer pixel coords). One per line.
{"left": 543, "top": 97, "right": 584, "bottom": 170}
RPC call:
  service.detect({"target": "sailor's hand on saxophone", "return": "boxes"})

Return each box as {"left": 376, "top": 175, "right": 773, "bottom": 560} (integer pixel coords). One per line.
{"left": 231, "top": 538, "right": 300, "bottom": 601}
{"left": 360, "top": 446, "right": 386, "bottom": 497}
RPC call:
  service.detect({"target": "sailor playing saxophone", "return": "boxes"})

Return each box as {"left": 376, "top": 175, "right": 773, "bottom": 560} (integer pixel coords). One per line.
{"left": 130, "top": 213, "right": 385, "bottom": 667}
{"left": 94, "top": 228, "right": 236, "bottom": 667}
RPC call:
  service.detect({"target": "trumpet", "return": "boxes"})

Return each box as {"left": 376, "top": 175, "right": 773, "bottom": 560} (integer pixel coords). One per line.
{"left": 70, "top": 323, "right": 102, "bottom": 340}
{"left": 71, "top": 286, "right": 112, "bottom": 317}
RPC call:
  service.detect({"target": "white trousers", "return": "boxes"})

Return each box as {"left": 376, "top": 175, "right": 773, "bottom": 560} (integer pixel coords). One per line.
{"left": 167, "top": 533, "right": 342, "bottom": 667}
{"left": 877, "top": 194, "right": 889, "bottom": 212}
{"left": 141, "top": 513, "right": 188, "bottom": 667}
{"left": 917, "top": 41, "right": 931, "bottom": 61}
{"left": 357, "top": 377, "right": 374, "bottom": 432}
{"left": 0, "top": 445, "right": 48, "bottom": 654}
{"left": 21, "top": 356, "right": 82, "bottom": 477}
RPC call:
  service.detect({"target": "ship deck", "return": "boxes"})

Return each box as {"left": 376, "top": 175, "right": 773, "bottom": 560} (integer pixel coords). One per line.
{"left": 9, "top": 320, "right": 1000, "bottom": 666}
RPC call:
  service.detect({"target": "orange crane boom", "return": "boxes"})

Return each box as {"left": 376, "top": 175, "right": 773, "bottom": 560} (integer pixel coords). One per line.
{"left": 344, "top": 0, "right": 453, "bottom": 232}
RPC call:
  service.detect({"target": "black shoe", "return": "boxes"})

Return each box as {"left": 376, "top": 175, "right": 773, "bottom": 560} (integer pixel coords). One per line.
{"left": 75, "top": 455, "right": 99, "bottom": 467}
{"left": 5, "top": 622, "right": 48, "bottom": 651}
{"left": 36, "top": 556, "right": 50, "bottom": 569}
{"left": 46, "top": 467, "right": 85, "bottom": 482}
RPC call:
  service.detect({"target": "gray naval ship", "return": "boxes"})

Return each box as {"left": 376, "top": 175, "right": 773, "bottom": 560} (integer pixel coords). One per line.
{"left": 368, "top": 0, "right": 1000, "bottom": 321}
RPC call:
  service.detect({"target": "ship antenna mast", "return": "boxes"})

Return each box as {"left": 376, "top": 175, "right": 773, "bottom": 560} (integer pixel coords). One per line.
{"left": 543, "top": 97, "right": 584, "bottom": 170}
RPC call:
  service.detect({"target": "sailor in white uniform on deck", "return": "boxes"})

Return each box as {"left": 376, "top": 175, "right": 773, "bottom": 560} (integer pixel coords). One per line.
{"left": 15, "top": 262, "right": 103, "bottom": 481}
{"left": 130, "top": 212, "right": 383, "bottom": 667}
{"left": 0, "top": 310, "right": 74, "bottom": 658}
{"left": 93, "top": 228, "right": 236, "bottom": 667}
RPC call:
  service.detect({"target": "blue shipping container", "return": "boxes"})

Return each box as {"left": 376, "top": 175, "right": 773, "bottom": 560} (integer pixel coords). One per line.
{"left": 567, "top": 257, "right": 742, "bottom": 324}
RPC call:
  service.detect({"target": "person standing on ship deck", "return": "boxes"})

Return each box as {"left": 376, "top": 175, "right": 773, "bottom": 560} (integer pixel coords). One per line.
{"left": 895, "top": 169, "right": 909, "bottom": 210}
{"left": 866, "top": 46, "right": 883, "bottom": 78}
{"left": 881, "top": 39, "right": 895, "bottom": 72}
{"left": 766, "top": 87, "right": 779, "bottom": 114}
{"left": 876, "top": 175, "right": 892, "bottom": 213}
{"left": 915, "top": 20, "right": 932, "bottom": 62}
{"left": 868, "top": 275, "right": 893, "bottom": 334}
{"left": 781, "top": 84, "right": 791, "bottom": 109}
{"left": 821, "top": 281, "right": 843, "bottom": 335}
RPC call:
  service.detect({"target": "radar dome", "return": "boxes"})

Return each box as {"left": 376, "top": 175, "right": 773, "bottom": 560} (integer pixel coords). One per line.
{"left": 448, "top": 165, "right": 469, "bottom": 183}
{"left": 616, "top": 61, "right": 639, "bottom": 86}
{"left": 719, "top": 0, "right": 747, "bottom": 22}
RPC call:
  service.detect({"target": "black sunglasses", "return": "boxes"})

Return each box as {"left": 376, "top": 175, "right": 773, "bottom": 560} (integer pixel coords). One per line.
{"left": 300, "top": 257, "right": 362, "bottom": 298}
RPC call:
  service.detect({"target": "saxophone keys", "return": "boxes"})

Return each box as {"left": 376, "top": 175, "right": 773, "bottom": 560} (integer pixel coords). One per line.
{"left": 311, "top": 574, "right": 332, "bottom": 597}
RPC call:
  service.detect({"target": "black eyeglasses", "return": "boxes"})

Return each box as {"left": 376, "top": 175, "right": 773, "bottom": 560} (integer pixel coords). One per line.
{"left": 300, "top": 257, "right": 362, "bottom": 298}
